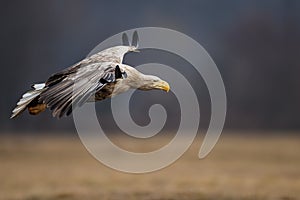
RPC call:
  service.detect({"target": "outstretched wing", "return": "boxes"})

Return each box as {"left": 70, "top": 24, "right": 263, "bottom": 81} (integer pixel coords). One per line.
{"left": 40, "top": 61, "right": 126, "bottom": 118}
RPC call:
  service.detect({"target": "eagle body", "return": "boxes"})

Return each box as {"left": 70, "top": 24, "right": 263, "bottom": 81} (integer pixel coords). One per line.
{"left": 11, "top": 45, "right": 170, "bottom": 119}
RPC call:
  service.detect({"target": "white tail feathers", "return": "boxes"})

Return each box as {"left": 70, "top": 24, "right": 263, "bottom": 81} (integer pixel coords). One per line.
{"left": 32, "top": 83, "right": 45, "bottom": 90}
{"left": 10, "top": 83, "right": 46, "bottom": 119}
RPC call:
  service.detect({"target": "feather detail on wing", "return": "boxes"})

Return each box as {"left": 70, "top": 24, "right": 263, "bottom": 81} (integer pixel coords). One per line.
{"left": 84, "top": 45, "right": 131, "bottom": 64}
{"left": 40, "top": 62, "right": 126, "bottom": 118}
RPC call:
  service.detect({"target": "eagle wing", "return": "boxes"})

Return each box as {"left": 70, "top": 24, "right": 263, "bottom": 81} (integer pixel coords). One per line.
{"left": 40, "top": 61, "right": 126, "bottom": 118}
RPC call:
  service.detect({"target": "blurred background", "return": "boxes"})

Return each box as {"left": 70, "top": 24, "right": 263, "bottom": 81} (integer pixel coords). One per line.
{"left": 1, "top": 1, "right": 300, "bottom": 200}
{"left": 1, "top": 0, "right": 300, "bottom": 132}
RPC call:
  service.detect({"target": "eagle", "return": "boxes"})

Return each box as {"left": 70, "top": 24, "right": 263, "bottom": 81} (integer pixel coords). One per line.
{"left": 11, "top": 31, "right": 170, "bottom": 119}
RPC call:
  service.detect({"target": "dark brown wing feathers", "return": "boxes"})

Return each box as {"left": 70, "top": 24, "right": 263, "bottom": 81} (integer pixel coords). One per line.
{"left": 39, "top": 62, "right": 125, "bottom": 118}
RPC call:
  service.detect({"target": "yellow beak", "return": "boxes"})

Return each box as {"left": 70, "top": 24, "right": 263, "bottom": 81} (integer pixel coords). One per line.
{"left": 157, "top": 80, "right": 170, "bottom": 92}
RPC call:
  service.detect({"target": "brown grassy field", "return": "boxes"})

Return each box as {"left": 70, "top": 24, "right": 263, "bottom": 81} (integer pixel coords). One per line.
{"left": 0, "top": 132, "right": 299, "bottom": 200}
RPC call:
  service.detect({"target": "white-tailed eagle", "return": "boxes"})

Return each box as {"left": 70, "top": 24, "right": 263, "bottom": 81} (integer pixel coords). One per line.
{"left": 11, "top": 31, "right": 170, "bottom": 118}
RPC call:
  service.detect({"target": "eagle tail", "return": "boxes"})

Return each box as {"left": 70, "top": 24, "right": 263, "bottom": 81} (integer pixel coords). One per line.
{"left": 11, "top": 83, "right": 47, "bottom": 119}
